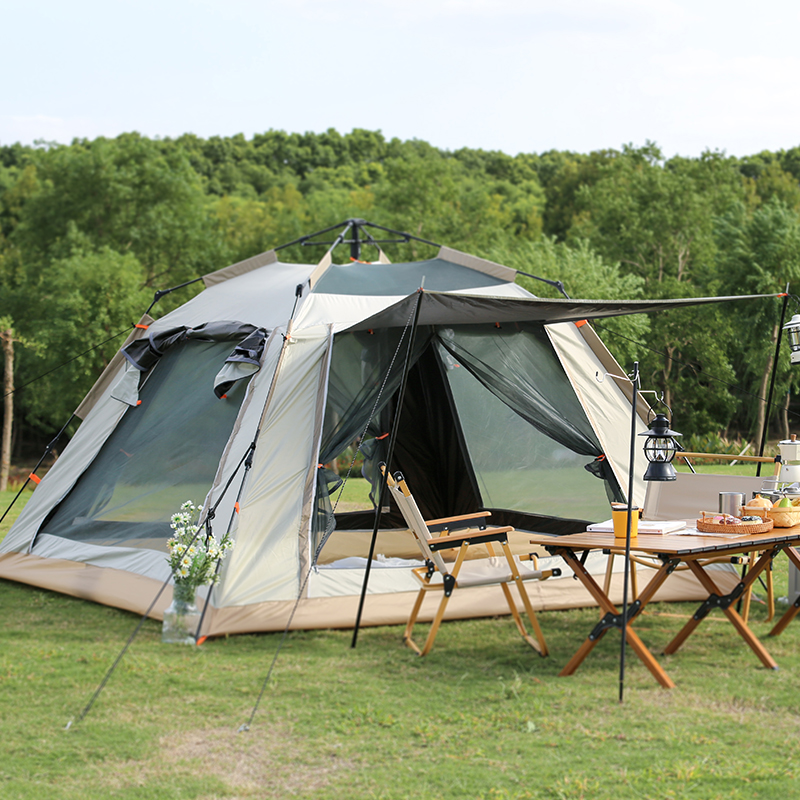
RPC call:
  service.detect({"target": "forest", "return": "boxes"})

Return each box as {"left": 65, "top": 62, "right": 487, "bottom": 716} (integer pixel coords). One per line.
{"left": 2, "top": 128, "right": 800, "bottom": 468}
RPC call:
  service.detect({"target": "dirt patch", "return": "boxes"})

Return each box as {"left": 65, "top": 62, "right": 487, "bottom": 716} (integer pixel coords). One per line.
{"left": 108, "top": 724, "right": 357, "bottom": 798}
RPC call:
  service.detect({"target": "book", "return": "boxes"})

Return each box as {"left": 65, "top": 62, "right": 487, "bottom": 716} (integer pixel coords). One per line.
{"left": 586, "top": 519, "right": 686, "bottom": 535}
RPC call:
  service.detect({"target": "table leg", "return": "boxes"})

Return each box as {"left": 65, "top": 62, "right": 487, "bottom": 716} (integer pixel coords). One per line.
{"left": 665, "top": 556, "right": 778, "bottom": 670}
{"left": 769, "top": 547, "right": 800, "bottom": 637}
{"left": 555, "top": 548, "right": 675, "bottom": 688}
{"left": 741, "top": 551, "right": 756, "bottom": 624}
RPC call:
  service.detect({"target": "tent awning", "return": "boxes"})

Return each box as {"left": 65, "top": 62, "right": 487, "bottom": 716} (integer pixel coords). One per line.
{"left": 344, "top": 291, "right": 782, "bottom": 331}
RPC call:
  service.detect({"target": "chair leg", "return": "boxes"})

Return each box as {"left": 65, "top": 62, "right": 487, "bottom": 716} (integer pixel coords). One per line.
{"left": 501, "top": 542, "right": 548, "bottom": 657}
{"left": 419, "top": 593, "right": 452, "bottom": 657}
{"left": 403, "top": 587, "right": 428, "bottom": 655}
{"left": 415, "top": 543, "right": 471, "bottom": 657}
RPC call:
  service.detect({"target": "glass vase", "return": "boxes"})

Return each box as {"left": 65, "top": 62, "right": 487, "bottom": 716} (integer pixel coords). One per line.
{"left": 162, "top": 583, "right": 200, "bottom": 644}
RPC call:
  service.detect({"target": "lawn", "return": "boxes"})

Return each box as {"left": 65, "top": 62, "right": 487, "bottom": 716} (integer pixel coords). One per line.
{"left": 2, "top": 481, "right": 800, "bottom": 799}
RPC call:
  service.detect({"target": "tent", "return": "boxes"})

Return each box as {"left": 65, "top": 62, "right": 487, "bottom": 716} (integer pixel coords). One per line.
{"left": 0, "top": 222, "right": 759, "bottom": 635}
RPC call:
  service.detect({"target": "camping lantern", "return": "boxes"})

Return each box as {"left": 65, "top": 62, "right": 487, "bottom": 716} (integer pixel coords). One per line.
{"left": 783, "top": 314, "right": 800, "bottom": 365}
{"left": 639, "top": 413, "right": 682, "bottom": 481}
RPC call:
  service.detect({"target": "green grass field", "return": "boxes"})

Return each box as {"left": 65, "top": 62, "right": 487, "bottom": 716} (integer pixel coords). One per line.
{"left": 3, "top": 479, "right": 800, "bottom": 799}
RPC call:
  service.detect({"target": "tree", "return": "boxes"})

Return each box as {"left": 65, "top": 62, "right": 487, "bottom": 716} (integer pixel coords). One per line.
{"left": 0, "top": 317, "right": 39, "bottom": 490}
{"left": 489, "top": 237, "right": 650, "bottom": 367}
{"left": 716, "top": 198, "right": 800, "bottom": 443}
{"left": 0, "top": 321, "right": 15, "bottom": 491}
{"left": 568, "top": 145, "right": 724, "bottom": 291}
{"left": 14, "top": 248, "right": 150, "bottom": 431}
{"left": 12, "top": 133, "right": 223, "bottom": 287}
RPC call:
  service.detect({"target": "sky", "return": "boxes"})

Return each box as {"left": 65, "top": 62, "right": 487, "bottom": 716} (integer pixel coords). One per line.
{"left": 3, "top": 0, "right": 800, "bottom": 159}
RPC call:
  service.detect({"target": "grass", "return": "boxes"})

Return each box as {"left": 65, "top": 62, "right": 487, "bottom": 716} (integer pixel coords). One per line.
{"left": 1, "top": 486, "right": 33, "bottom": 541}
{"left": 3, "top": 478, "right": 800, "bottom": 798}
{"left": 2, "top": 575, "right": 800, "bottom": 799}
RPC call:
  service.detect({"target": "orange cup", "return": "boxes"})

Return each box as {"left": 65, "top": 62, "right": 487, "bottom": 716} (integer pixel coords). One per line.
{"left": 611, "top": 505, "right": 640, "bottom": 539}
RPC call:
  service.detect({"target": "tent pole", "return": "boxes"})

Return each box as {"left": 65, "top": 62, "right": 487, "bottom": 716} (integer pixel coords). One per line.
{"left": 144, "top": 276, "right": 205, "bottom": 316}
{"left": 757, "top": 288, "right": 789, "bottom": 477}
{"left": 350, "top": 220, "right": 361, "bottom": 261}
{"left": 351, "top": 289, "right": 424, "bottom": 648}
{"left": 619, "top": 362, "right": 639, "bottom": 704}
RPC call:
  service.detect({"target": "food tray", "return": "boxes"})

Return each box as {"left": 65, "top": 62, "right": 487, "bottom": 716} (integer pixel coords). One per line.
{"left": 696, "top": 511, "right": 773, "bottom": 534}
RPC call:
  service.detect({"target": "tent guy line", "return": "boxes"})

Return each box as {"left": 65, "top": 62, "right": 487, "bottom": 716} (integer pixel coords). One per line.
{"left": 68, "top": 436, "right": 257, "bottom": 728}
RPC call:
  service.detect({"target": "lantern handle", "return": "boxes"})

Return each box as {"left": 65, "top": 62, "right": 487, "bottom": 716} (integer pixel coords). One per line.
{"left": 639, "top": 390, "right": 672, "bottom": 424}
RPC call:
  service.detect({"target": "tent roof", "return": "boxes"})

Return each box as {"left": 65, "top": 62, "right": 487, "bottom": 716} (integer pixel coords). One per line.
{"left": 157, "top": 252, "right": 527, "bottom": 334}
{"left": 312, "top": 258, "right": 509, "bottom": 295}
{"left": 345, "top": 290, "right": 782, "bottom": 331}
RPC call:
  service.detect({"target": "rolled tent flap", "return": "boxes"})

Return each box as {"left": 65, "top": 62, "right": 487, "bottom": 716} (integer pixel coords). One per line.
{"left": 213, "top": 327, "right": 268, "bottom": 399}
{"left": 118, "top": 321, "right": 268, "bottom": 399}
{"left": 110, "top": 364, "right": 142, "bottom": 407}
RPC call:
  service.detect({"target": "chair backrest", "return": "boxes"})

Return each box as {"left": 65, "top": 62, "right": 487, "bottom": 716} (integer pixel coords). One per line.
{"left": 383, "top": 468, "right": 450, "bottom": 575}
{"left": 643, "top": 472, "right": 767, "bottom": 521}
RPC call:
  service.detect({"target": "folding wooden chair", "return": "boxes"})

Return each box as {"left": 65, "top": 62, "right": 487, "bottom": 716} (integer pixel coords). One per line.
{"left": 382, "top": 466, "right": 560, "bottom": 657}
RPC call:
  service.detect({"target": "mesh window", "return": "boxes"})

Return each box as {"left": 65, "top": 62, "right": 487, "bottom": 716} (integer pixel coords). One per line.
{"left": 437, "top": 340, "right": 611, "bottom": 522}
{"left": 40, "top": 339, "right": 249, "bottom": 550}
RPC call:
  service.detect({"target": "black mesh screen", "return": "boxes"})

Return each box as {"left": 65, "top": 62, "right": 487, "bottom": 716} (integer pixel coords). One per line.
{"left": 40, "top": 340, "right": 249, "bottom": 550}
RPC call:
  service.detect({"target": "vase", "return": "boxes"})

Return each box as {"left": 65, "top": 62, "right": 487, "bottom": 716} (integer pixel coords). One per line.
{"left": 162, "top": 583, "right": 200, "bottom": 644}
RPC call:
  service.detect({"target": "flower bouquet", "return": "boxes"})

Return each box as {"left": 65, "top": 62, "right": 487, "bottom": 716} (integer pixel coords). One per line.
{"left": 162, "top": 501, "right": 234, "bottom": 644}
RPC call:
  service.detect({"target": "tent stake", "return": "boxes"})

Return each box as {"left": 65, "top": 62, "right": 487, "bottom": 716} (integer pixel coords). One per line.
{"left": 351, "top": 290, "right": 424, "bottom": 648}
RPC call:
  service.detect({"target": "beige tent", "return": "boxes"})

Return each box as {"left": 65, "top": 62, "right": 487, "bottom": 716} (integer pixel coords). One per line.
{"left": 0, "top": 238, "right": 758, "bottom": 635}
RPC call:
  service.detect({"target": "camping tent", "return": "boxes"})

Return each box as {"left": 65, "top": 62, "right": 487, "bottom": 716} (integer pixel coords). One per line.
{"left": 0, "top": 230, "right": 756, "bottom": 635}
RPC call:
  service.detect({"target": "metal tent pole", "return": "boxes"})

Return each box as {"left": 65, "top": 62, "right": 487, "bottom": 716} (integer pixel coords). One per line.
{"left": 758, "top": 288, "right": 790, "bottom": 477}
{"left": 619, "top": 362, "right": 639, "bottom": 703}
{"left": 351, "top": 290, "right": 424, "bottom": 648}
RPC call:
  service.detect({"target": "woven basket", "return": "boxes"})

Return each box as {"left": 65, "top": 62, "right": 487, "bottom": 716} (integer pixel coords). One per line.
{"left": 767, "top": 506, "right": 800, "bottom": 528}
{"left": 696, "top": 511, "right": 773, "bottom": 534}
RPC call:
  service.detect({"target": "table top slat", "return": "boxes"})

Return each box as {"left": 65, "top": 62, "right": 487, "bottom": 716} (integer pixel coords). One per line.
{"left": 529, "top": 525, "right": 800, "bottom": 557}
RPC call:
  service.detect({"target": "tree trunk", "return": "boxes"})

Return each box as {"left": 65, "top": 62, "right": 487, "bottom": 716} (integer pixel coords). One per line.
{"left": 1, "top": 329, "right": 13, "bottom": 492}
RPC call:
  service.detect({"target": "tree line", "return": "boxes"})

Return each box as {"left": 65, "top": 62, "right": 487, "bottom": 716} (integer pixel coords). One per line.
{"left": 2, "top": 128, "right": 800, "bottom": 471}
